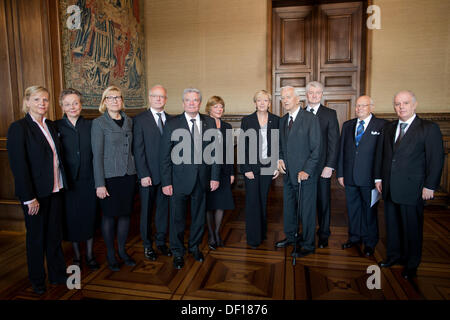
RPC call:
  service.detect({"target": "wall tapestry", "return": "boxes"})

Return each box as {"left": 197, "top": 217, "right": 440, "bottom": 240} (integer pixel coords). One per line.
{"left": 60, "top": 0, "right": 146, "bottom": 108}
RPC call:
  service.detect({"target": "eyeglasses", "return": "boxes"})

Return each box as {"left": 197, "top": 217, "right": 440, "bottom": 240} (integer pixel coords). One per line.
{"left": 150, "top": 95, "right": 166, "bottom": 99}
{"left": 106, "top": 96, "right": 122, "bottom": 102}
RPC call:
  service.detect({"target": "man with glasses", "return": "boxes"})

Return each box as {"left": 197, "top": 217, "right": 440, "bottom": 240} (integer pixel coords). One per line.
{"left": 160, "top": 88, "right": 220, "bottom": 269}
{"left": 133, "top": 85, "right": 172, "bottom": 261}
{"left": 304, "top": 81, "right": 340, "bottom": 249}
{"left": 337, "top": 96, "right": 386, "bottom": 256}
{"left": 375, "top": 91, "right": 444, "bottom": 279}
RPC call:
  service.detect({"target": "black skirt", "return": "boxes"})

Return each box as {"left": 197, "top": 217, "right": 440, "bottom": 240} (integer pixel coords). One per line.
{"left": 100, "top": 174, "right": 136, "bottom": 217}
{"left": 63, "top": 179, "right": 97, "bottom": 241}
{"left": 206, "top": 173, "right": 235, "bottom": 211}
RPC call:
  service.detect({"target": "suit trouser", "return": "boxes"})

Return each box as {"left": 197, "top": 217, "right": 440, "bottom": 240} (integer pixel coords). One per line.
{"left": 139, "top": 183, "right": 170, "bottom": 248}
{"left": 283, "top": 176, "right": 318, "bottom": 251}
{"left": 169, "top": 179, "right": 206, "bottom": 257}
{"left": 22, "top": 192, "right": 67, "bottom": 285}
{"left": 344, "top": 185, "right": 379, "bottom": 248}
{"left": 244, "top": 174, "right": 272, "bottom": 246}
{"left": 316, "top": 176, "right": 331, "bottom": 240}
{"left": 384, "top": 195, "right": 424, "bottom": 269}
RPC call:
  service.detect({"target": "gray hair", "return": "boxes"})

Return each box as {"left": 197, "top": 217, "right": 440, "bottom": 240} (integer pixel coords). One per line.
{"left": 149, "top": 84, "right": 167, "bottom": 96}
{"left": 393, "top": 90, "right": 417, "bottom": 104}
{"left": 306, "top": 81, "right": 324, "bottom": 93}
{"left": 182, "top": 88, "right": 202, "bottom": 102}
{"left": 280, "top": 86, "right": 301, "bottom": 97}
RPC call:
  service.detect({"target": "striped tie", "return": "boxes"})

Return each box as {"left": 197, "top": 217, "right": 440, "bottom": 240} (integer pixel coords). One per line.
{"left": 355, "top": 120, "right": 365, "bottom": 147}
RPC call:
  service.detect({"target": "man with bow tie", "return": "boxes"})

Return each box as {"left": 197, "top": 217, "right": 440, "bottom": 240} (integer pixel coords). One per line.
{"left": 337, "top": 95, "right": 386, "bottom": 256}
{"left": 375, "top": 90, "right": 444, "bottom": 280}
{"left": 134, "top": 85, "right": 173, "bottom": 261}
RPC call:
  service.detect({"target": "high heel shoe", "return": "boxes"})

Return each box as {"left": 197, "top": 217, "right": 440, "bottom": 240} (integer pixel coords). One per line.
{"left": 120, "top": 253, "right": 136, "bottom": 267}
{"left": 215, "top": 234, "right": 224, "bottom": 247}
{"left": 86, "top": 256, "right": 100, "bottom": 271}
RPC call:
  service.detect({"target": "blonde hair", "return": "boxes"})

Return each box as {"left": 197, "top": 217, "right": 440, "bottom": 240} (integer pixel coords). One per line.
{"left": 205, "top": 96, "right": 225, "bottom": 115}
{"left": 253, "top": 90, "right": 272, "bottom": 103}
{"left": 22, "top": 86, "right": 50, "bottom": 113}
{"left": 99, "top": 86, "right": 124, "bottom": 113}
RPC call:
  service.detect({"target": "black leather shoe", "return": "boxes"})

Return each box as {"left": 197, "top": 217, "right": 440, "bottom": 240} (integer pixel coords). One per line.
{"left": 157, "top": 245, "right": 172, "bottom": 257}
{"left": 144, "top": 248, "right": 157, "bottom": 261}
{"left": 318, "top": 238, "right": 328, "bottom": 249}
{"left": 216, "top": 236, "right": 224, "bottom": 247}
{"left": 208, "top": 240, "right": 217, "bottom": 250}
{"left": 32, "top": 283, "right": 46, "bottom": 295}
{"left": 73, "top": 258, "right": 81, "bottom": 267}
{"left": 402, "top": 268, "right": 417, "bottom": 279}
{"left": 86, "top": 257, "right": 100, "bottom": 271}
{"left": 108, "top": 262, "right": 120, "bottom": 272}
{"left": 379, "top": 258, "right": 401, "bottom": 268}
{"left": 173, "top": 256, "right": 184, "bottom": 269}
{"left": 190, "top": 249, "right": 204, "bottom": 262}
{"left": 291, "top": 247, "right": 315, "bottom": 258}
{"left": 120, "top": 254, "right": 136, "bottom": 266}
{"left": 342, "top": 240, "right": 359, "bottom": 249}
{"left": 49, "top": 276, "right": 67, "bottom": 285}
{"left": 275, "top": 238, "right": 294, "bottom": 248}
{"left": 364, "top": 246, "right": 374, "bottom": 256}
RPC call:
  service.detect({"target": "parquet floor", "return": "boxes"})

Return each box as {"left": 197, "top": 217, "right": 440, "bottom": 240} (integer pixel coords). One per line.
{"left": 0, "top": 184, "right": 449, "bottom": 300}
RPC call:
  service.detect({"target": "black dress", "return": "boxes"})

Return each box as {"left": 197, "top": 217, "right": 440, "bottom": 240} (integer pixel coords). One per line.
{"left": 206, "top": 121, "right": 235, "bottom": 211}
{"left": 56, "top": 116, "right": 97, "bottom": 241}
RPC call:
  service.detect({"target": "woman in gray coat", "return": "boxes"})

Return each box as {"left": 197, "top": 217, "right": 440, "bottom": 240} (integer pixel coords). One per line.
{"left": 92, "top": 86, "right": 137, "bottom": 271}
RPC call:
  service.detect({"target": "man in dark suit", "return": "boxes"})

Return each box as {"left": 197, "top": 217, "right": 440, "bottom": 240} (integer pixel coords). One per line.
{"left": 276, "top": 86, "right": 322, "bottom": 257}
{"left": 134, "top": 85, "right": 172, "bottom": 261}
{"left": 337, "top": 95, "right": 386, "bottom": 256}
{"left": 160, "top": 88, "right": 220, "bottom": 269}
{"left": 304, "top": 81, "right": 340, "bottom": 249}
{"left": 375, "top": 90, "right": 444, "bottom": 279}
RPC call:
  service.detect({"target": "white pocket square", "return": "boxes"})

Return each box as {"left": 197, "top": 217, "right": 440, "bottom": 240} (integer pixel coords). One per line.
{"left": 371, "top": 131, "right": 380, "bottom": 135}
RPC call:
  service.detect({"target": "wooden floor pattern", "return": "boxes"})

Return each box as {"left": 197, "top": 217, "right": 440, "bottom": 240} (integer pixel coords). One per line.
{"left": 0, "top": 184, "right": 449, "bottom": 300}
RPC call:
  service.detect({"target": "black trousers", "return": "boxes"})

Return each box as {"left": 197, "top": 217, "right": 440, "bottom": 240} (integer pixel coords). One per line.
{"left": 244, "top": 174, "right": 272, "bottom": 247}
{"left": 384, "top": 196, "right": 424, "bottom": 269}
{"left": 316, "top": 176, "right": 331, "bottom": 240}
{"left": 22, "top": 192, "right": 67, "bottom": 286}
{"left": 344, "top": 185, "right": 379, "bottom": 248}
{"left": 169, "top": 179, "right": 206, "bottom": 257}
{"left": 283, "top": 176, "right": 318, "bottom": 251}
{"left": 139, "top": 183, "right": 170, "bottom": 248}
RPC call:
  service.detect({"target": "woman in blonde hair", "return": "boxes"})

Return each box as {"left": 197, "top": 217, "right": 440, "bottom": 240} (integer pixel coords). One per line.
{"left": 239, "top": 90, "right": 280, "bottom": 249}
{"left": 91, "top": 86, "right": 137, "bottom": 271}
{"left": 7, "top": 86, "right": 68, "bottom": 295}
{"left": 205, "top": 96, "right": 235, "bottom": 249}
{"left": 57, "top": 88, "right": 98, "bottom": 271}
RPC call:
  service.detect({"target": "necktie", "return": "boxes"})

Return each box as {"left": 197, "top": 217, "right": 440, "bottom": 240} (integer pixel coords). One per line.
{"left": 156, "top": 112, "right": 164, "bottom": 135}
{"left": 394, "top": 122, "right": 408, "bottom": 149}
{"left": 308, "top": 107, "right": 315, "bottom": 115}
{"left": 355, "top": 120, "right": 365, "bottom": 147}
{"left": 190, "top": 118, "right": 201, "bottom": 155}
{"left": 288, "top": 116, "right": 293, "bottom": 131}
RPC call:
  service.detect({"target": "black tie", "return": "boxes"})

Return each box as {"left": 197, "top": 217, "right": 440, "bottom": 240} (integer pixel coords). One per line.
{"left": 288, "top": 116, "right": 293, "bottom": 131}
{"left": 394, "top": 122, "right": 407, "bottom": 149}
{"left": 308, "top": 107, "right": 314, "bottom": 115}
{"left": 156, "top": 112, "right": 164, "bottom": 135}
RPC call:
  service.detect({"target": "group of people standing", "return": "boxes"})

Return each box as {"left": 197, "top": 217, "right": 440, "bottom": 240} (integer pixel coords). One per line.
{"left": 6, "top": 80, "right": 444, "bottom": 295}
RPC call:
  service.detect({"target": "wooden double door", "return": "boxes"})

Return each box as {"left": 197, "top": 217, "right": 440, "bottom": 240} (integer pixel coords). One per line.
{"left": 272, "top": 1, "right": 366, "bottom": 128}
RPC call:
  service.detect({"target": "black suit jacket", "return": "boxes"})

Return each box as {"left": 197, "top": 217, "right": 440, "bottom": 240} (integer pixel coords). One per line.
{"left": 160, "top": 113, "right": 220, "bottom": 194}
{"left": 239, "top": 111, "right": 280, "bottom": 175}
{"left": 133, "top": 109, "right": 173, "bottom": 185}
{"left": 279, "top": 108, "right": 322, "bottom": 186}
{"left": 7, "top": 113, "right": 68, "bottom": 202}
{"left": 218, "top": 120, "right": 234, "bottom": 178}
{"left": 374, "top": 115, "right": 444, "bottom": 205}
{"left": 56, "top": 116, "right": 93, "bottom": 187}
{"left": 313, "top": 104, "right": 340, "bottom": 170}
{"left": 337, "top": 115, "right": 387, "bottom": 187}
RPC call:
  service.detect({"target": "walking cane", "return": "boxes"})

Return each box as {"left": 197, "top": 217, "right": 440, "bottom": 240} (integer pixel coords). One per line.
{"left": 293, "top": 179, "right": 302, "bottom": 266}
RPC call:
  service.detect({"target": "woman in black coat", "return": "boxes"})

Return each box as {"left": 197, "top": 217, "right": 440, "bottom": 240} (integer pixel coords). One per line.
{"left": 7, "top": 86, "right": 67, "bottom": 295}
{"left": 205, "top": 96, "right": 235, "bottom": 249}
{"left": 56, "top": 88, "right": 99, "bottom": 270}
{"left": 239, "top": 90, "right": 280, "bottom": 249}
